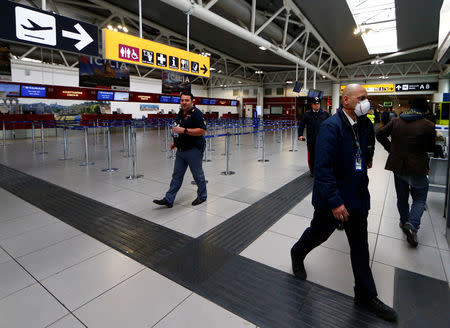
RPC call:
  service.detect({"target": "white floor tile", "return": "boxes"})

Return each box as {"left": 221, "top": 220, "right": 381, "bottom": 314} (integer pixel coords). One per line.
{"left": 0, "top": 260, "right": 35, "bottom": 300}
{"left": 47, "top": 314, "right": 85, "bottom": 328}
{"left": 0, "top": 248, "right": 11, "bottom": 264}
{"left": 0, "top": 284, "right": 68, "bottom": 328}
{"left": 135, "top": 204, "right": 195, "bottom": 225}
{"left": 367, "top": 214, "right": 381, "bottom": 233}
{"left": 0, "top": 221, "right": 82, "bottom": 258}
{"left": 268, "top": 213, "right": 311, "bottom": 240}
{"left": 371, "top": 262, "right": 395, "bottom": 307}
{"left": 288, "top": 201, "right": 314, "bottom": 219}
{"left": 18, "top": 234, "right": 109, "bottom": 280}
{"left": 0, "top": 211, "right": 58, "bottom": 241}
{"left": 164, "top": 209, "right": 227, "bottom": 238}
{"left": 373, "top": 235, "right": 446, "bottom": 281}
{"left": 42, "top": 249, "right": 144, "bottom": 310}
{"left": 378, "top": 217, "right": 437, "bottom": 248}
{"left": 197, "top": 197, "right": 248, "bottom": 218}
{"left": 74, "top": 269, "right": 191, "bottom": 328}
{"left": 440, "top": 249, "right": 450, "bottom": 282}
{"left": 154, "top": 293, "right": 256, "bottom": 328}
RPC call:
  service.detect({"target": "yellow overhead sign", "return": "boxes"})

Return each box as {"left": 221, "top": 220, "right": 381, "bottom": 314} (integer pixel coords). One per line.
{"left": 102, "top": 29, "right": 210, "bottom": 78}
{"left": 340, "top": 84, "right": 395, "bottom": 93}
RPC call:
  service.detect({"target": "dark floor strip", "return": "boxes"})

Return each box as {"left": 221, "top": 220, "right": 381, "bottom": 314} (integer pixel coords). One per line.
{"left": 0, "top": 164, "right": 193, "bottom": 265}
{"left": 393, "top": 268, "right": 450, "bottom": 328}
{"left": 0, "top": 164, "right": 393, "bottom": 327}
{"left": 199, "top": 172, "right": 314, "bottom": 253}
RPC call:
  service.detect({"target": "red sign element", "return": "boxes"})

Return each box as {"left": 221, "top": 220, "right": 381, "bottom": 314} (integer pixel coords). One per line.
{"left": 118, "top": 44, "right": 140, "bottom": 62}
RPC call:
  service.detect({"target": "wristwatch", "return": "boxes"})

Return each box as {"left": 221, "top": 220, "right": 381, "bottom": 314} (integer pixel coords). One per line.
{"left": 184, "top": 128, "right": 188, "bottom": 134}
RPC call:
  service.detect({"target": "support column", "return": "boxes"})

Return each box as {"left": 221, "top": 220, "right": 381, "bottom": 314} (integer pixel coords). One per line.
{"left": 433, "top": 78, "right": 450, "bottom": 103}
{"left": 332, "top": 82, "right": 340, "bottom": 115}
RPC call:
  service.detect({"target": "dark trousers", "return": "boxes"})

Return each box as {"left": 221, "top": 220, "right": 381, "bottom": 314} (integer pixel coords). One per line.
{"left": 291, "top": 210, "right": 377, "bottom": 300}
{"left": 165, "top": 148, "right": 207, "bottom": 204}
{"left": 307, "top": 143, "right": 316, "bottom": 173}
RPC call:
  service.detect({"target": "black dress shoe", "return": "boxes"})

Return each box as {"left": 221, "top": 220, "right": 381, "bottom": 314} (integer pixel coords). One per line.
{"left": 192, "top": 197, "right": 206, "bottom": 206}
{"left": 354, "top": 297, "right": 398, "bottom": 322}
{"left": 153, "top": 198, "right": 173, "bottom": 208}
{"left": 291, "top": 255, "right": 307, "bottom": 280}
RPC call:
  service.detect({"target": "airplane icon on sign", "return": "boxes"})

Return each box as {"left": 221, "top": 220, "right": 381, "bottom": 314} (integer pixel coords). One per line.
{"left": 21, "top": 19, "right": 53, "bottom": 31}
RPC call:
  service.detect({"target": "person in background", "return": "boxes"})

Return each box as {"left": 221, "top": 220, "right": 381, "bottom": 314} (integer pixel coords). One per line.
{"left": 153, "top": 92, "right": 207, "bottom": 208}
{"left": 297, "top": 96, "right": 330, "bottom": 177}
{"left": 376, "top": 97, "right": 435, "bottom": 247}
{"left": 290, "top": 84, "right": 396, "bottom": 322}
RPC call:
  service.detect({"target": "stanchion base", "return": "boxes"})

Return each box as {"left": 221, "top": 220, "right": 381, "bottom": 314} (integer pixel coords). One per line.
{"left": 39, "top": 151, "right": 48, "bottom": 154}
{"left": 289, "top": 149, "right": 298, "bottom": 152}
{"left": 102, "top": 168, "right": 119, "bottom": 172}
{"left": 59, "top": 157, "right": 73, "bottom": 161}
{"left": 221, "top": 171, "right": 235, "bottom": 175}
{"left": 191, "top": 180, "right": 209, "bottom": 185}
{"left": 119, "top": 149, "right": 127, "bottom": 153}
{"left": 203, "top": 159, "right": 212, "bottom": 162}
{"left": 80, "top": 162, "right": 95, "bottom": 166}
{"left": 126, "top": 174, "right": 144, "bottom": 180}
{"left": 258, "top": 159, "right": 270, "bottom": 162}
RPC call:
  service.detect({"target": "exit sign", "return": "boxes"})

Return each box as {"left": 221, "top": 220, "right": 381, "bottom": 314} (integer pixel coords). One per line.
{"left": 383, "top": 101, "right": 393, "bottom": 107}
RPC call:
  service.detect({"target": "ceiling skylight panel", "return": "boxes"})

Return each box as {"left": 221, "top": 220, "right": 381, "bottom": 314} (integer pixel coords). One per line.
{"left": 346, "top": 0, "right": 398, "bottom": 54}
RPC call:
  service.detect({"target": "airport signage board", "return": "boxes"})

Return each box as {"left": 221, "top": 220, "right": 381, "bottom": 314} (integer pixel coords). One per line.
{"left": 0, "top": 1, "right": 98, "bottom": 56}
{"left": 395, "top": 82, "right": 438, "bottom": 92}
{"left": 340, "top": 84, "right": 395, "bottom": 93}
{"left": 102, "top": 29, "right": 210, "bottom": 78}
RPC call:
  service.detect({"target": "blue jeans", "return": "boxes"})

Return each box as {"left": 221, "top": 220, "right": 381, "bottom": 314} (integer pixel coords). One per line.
{"left": 393, "top": 173, "right": 429, "bottom": 230}
{"left": 165, "top": 148, "right": 207, "bottom": 204}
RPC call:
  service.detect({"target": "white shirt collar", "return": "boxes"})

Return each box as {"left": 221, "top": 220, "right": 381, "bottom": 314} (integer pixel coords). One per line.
{"left": 342, "top": 108, "right": 357, "bottom": 126}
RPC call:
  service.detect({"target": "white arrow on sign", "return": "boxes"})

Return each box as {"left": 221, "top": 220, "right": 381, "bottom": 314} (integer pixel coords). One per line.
{"left": 62, "top": 23, "right": 93, "bottom": 51}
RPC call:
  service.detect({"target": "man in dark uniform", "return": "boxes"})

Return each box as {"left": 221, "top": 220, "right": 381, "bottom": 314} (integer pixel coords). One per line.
{"left": 298, "top": 96, "right": 330, "bottom": 177}
{"left": 153, "top": 92, "right": 207, "bottom": 208}
{"left": 290, "top": 84, "right": 397, "bottom": 322}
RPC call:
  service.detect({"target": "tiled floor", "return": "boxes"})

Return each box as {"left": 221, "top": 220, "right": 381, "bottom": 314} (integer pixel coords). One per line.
{"left": 0, "top": 127, "right": 448, "bottom": 326}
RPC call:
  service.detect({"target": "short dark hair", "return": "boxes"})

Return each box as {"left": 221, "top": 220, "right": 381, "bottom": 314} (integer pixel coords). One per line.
{"left": 180, "top": 92, "right": 194, "bottom": 101}
{"left": 410, "top": 97, "right": 428, "bottom": 112}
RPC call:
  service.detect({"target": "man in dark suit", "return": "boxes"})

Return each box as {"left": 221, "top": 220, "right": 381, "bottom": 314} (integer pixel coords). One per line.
{"left": 291, "top": 84, "right": 397, "bottom": 322}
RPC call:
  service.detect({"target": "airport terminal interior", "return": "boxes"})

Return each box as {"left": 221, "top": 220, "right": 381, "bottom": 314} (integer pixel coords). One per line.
{"left": 0, "top": 0, "right": 450, "bottom": 327}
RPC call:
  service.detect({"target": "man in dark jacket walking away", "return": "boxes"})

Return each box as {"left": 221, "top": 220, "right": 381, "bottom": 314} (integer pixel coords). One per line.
{"left": 298, "top": 97, "right": 330, "bottom": 176}
{"left": 376, "top": 98, "right": 435, "bottom": 247}
{"left": 290, "top": 84, "right": 396, "bottom": 322}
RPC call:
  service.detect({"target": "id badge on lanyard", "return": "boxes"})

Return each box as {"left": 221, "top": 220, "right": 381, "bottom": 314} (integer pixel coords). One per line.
{"left": 354, "top": 139, "right": 363, "bottom": 171}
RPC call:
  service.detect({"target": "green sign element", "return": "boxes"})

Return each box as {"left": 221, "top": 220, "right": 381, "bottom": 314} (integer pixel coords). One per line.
{"left": 383, "top": 101, "right": 393, "bottom": 107}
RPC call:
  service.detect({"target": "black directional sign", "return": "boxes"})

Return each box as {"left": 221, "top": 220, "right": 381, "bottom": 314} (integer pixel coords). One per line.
{"left": 0, "top": 1, "right": 98, "bottom": 56}
{"left": 395, "top": 82, "right": 438, "bottom": 92}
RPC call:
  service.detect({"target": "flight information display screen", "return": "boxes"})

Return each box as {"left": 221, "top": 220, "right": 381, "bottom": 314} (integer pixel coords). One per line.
{"left": 21, "top": 85, "right": 46, "bottom": 97}
{"left": 0, "top": 83, "right": 20, "bottom": 97}
{"left": 97, "top": 91, "right": 114, "bottom": 101}
{"left": 114, "top": 92, "right": 129, "bottom": 101}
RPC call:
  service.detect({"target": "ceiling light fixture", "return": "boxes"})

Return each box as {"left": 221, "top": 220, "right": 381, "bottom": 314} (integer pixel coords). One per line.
{"left": 379, "top": 75, "right": 389, "bottom": 79}
{"left": 255, "top": 70, "right": 264, "bottom": 74}
{"left": 201, "top": 52, "right": 211, "bottom": 57}
{"left": 259, "top": 46, "right": 267, "bottom": 51}
{"left": 209, "top": 67, "right": 216, "bottom": 71}
{"left": 371, "top": 56, "right": 384, "bottom": 65}
{"left": 285, "top": 80, "right": 293, "bottom": 84}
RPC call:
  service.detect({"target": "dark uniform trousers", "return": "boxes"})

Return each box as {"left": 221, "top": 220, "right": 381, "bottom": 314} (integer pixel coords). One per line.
{"left": 291, "top": 209, "right": 378, "bottom": 300}
{"left": 165, "top": 147, "right": 207, "bottom": 204}
{"left": 307, "top": 142, "right": 316, "bottom": 174}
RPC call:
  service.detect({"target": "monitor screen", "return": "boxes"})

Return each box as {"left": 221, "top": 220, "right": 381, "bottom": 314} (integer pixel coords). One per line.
{"left": 21, "top": 85, "right": 46, "bottom": 98}
{"left": 114, "top": 92, "right": 129, "bottom": 101}
{"left": 201, "top": 98, "right": 210, "bottom": 105}
{"left": 230, "top": 100, "right": 237, "bottom": 106}
{"left": 97, "top": 91, "right": 114, "bottom": 101}
{"left": 209, "top": 99, "right": 217, "bottom": 105}
{"left": 307, "top": 89, "right": 321, "bottom": 99}
{"left": 160, "top": 95, "right": 171, "bottom": 103}
{"left": 0, "top": 83, "right": 20, "bottom": 97}
{"left": 293, "top": 81, "right": 303, "bottom": 93}
{"left": 171, "top": 96, "right": 180, "bottom": 103}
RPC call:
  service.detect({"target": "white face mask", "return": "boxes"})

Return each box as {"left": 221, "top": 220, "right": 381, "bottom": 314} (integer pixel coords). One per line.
{"left": 355, "top": 99, "right": 371, "bottom": 117}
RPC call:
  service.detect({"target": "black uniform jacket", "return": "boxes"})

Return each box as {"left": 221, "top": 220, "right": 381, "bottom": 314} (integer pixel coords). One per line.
{"left": 298, "top": 108, "right": 330, "bottom": 145}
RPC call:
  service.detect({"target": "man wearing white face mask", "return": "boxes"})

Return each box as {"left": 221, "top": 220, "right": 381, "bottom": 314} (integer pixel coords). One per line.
{"left": 291, "top": 84, "right": 396, "bottom": 322}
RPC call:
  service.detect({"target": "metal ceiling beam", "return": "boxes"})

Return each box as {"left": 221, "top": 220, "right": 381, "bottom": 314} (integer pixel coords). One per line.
{"left": 204, "top": 0, "right": 219, "bottom": 10}
{"left": 346, "top": 43, "right": 438, "bottom": 67}
{"left": 255, "top": 6, "right": 286, "bottom": 36}
{"left": 160, "top": 0, "right": 338, "bottom": 81}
